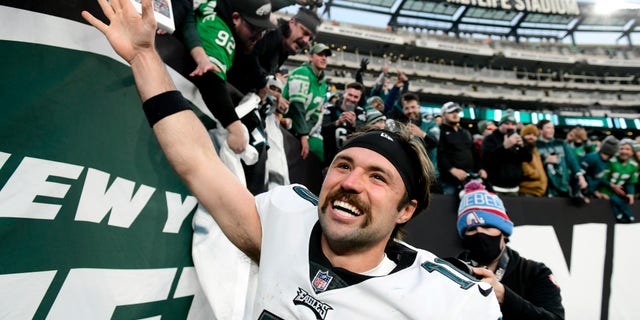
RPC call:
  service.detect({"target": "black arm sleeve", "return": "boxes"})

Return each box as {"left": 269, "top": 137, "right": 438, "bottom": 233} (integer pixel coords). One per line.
{"left": 190, "top": 71, "right": 239, "bottom": 128}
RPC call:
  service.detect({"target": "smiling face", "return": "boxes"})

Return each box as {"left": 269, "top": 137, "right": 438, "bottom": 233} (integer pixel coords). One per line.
{"left": 309, "top": 51, "right": 329, "bottom": 71}
{"left": 318, "top": 147, "right": 415, "bottom": 254}
{"left": 540, "top": 122, "right": 555, "bottom": 140}
{"left": 285, "top": 19, "right": 314, "bottom": 54}
{"left": 341, "top": 88, "right": 362, "bottom": 110}
{"left": 402, "top": 99, "right": 421, "bottom": 120}
{"left": 619, "top": 143, "right": 634, "bottom": 161}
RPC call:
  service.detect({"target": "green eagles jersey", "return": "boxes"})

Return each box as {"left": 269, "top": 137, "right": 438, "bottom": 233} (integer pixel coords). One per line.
{"left": 599, "top": 156, "right": 639, "bottom": 195}
{"left": 282, "top": 62, "right": 327, "bottom": 136}
{"left": 195, "top": 0, "right": 235, "bottom": 80}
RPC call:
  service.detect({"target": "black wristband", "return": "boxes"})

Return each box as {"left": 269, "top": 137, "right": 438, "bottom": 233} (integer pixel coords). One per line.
{"left": 142, "top": 90, "right": 191, "bottom": 127}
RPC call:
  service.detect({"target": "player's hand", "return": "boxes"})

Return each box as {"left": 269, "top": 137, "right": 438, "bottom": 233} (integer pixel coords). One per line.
{"left": 226, "top": 121, "right": 248, "bottom": 154}
{"left": 627, "top": 194, "right": 635, "bottom": 205}
{"left": 472, "top": 267, "right": 505, "bottom": 304}
{"left": 300, "top": 136, "right": 310, "bottom": 159}
{"left": 82, "top": 0, "right": 156, "bottom": 64}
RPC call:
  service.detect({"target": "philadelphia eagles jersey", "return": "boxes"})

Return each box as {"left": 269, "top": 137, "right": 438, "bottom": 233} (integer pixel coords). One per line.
{"left": 195, "top": 0, "right": 234, "bottom": 80}
{"left": 282, "top": 63, "right": 327, "bottom": 136}
{"left": 251, "top": 185, "right": 502, "bottom": 320}
{"left": 600, "top": 156, "right": 639, "bottom": 195}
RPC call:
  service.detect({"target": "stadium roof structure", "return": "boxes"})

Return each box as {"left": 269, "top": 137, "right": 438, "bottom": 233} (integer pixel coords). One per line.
{"left": 321, "top": 0, "right": 640, "bottom": 45}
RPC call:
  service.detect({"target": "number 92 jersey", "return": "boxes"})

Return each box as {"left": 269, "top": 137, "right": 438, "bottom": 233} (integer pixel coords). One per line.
{"left": 195, "top": 0, "right": 235, "bottom": 80}
{"left": 251, "top": 185, "right": 502, "bottom": 320}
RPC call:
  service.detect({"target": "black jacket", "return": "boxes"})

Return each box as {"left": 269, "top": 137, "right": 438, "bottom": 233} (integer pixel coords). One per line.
{"left": 461, "top": 247, "right": 564, "bottom": 320}
{"left": 321, "top": 102, "right": 366, "bottom": 166}
{"left": 438, "top": 124, "right": 480, "bottom": 184}
{"left": 481, "top": 129, "right": 532, "bottom": 188}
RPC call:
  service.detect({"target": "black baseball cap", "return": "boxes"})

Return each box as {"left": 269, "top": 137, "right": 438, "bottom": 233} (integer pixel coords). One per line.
{"left": 233, "top": 0, "right": 276, "bottom": 30}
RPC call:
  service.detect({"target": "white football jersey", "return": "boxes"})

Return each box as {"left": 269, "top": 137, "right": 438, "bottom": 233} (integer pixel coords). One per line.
{"left": 250, "top": 185, "right": 502, "bottom": 320}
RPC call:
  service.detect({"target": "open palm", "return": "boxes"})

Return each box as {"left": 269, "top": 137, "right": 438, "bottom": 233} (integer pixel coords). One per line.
{"left": 82, "top": 0, "right": 157, "bottom": 63}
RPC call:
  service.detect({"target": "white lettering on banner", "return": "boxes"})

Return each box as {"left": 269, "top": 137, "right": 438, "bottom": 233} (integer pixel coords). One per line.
{"left": 503, "top": 50, "right": 575, "bottom": 63}
{"left": 0, "top": 151, "right": 10, "bottom": 169}
{"left": 510, "top": 224, "right": 606, "bottom": 320}
{"left": 318, "top": 25, "right": 403, "bottom": 44}
{"left": 609, "top": 223, "right": 640, "bottom": 320}
{"left": 164, "top": 192, "right": 198, "bottom": 234}
{"left": 174, "top": 267, "right": 215, "bottom": 319}
{"left": 0, "top": 271, "right": 57, "bottom": 319}
{"left": 564, "top": 118, "right": 604, "bottom": 127}
{"left": 48, "top": 268, "right": 175, "bottom": 319}
{"left": 0, "top": 268, "right": 211, "bottom": 319}
{"left": 447, "top": 0, "right": 580, "bottom": 14}
{"left": 415, "top": 39, "right": 494, "bottom": 56}
{"left": 75, "top": 168, "right": 156, "bottom": 228}
{"left": 0, "top": 156, "right": 83, "bottom": 219}
{"left": 0, "top": 151, "right": 194, "bottom": 233}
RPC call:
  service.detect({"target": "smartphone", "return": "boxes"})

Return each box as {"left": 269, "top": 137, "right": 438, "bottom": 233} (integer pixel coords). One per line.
{"left": 345, "top": 102, "right": 356, "bottom": 112}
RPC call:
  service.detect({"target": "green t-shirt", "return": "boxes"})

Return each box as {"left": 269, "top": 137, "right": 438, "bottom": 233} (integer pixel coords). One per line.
{"left": 195, "top": 0, "right": 235, "bottom": 80}
{"left": 282, "top": 63, "right": 327, "bottom": 136}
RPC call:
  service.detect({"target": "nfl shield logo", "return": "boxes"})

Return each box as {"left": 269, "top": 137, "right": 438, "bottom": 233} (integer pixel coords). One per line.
{"left": 312, "top": 270, "right": 333, "bottom": 292}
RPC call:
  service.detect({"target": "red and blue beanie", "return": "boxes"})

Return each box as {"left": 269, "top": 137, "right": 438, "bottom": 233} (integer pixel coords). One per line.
{"left": 457, "top": 183, "right": 513, "bottom": 238}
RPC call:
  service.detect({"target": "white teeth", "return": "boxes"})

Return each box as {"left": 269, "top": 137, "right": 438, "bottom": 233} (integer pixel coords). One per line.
{"left": 333, "top": 200, "right": 362, "bottom": 217}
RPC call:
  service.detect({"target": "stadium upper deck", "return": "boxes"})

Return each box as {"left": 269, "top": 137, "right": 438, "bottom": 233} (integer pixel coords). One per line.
{"left": 320, "top": 0, "right": 640, "bottom": 46}
{"left": 277, "top": 1, "right": 640, "bottom": 121}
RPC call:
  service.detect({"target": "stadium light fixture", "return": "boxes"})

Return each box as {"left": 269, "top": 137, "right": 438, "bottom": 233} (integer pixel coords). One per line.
{"left": 593, "top": 0, "right": 640, "bottom": 15}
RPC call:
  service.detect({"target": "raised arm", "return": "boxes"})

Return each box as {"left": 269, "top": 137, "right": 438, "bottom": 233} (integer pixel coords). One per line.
{"left": 82, "top": 0, "right": 262, "bottom": 262}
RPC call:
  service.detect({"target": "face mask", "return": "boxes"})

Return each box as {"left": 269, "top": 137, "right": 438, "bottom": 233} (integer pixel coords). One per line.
{"left": 462, "top": 232, "right": 503, "bottom": 266}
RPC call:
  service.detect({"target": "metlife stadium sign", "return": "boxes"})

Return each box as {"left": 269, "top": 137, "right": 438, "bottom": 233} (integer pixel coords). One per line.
{"left": 446, "top": 0, "right": 580, "bottom": 15}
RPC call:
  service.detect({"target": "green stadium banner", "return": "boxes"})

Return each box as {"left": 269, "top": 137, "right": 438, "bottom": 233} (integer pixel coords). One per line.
{"left": 0, "top": 5, "right": 212, "bottom": 319}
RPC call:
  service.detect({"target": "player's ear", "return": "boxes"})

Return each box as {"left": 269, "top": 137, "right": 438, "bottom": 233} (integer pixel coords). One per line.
{"left": 397, "top": 199, "right": 417, "bottom": 224}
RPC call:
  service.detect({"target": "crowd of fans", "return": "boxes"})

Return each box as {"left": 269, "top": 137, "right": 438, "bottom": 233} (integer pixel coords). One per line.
{"left": 162, "top": 0, "right": 639, "bottom": 224}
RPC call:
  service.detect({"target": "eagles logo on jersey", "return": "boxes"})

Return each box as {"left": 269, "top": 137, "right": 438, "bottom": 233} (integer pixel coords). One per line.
{"left": 292, "top": 288, "right": 333, "bottom": 320}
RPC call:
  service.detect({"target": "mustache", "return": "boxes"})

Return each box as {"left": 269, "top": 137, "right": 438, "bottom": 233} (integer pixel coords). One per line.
{"left": 321, "top": 188, "right": 370, "bottom": 217}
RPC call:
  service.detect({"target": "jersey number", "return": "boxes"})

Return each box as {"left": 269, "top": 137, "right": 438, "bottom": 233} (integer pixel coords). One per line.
{"left": 422, "top": 258, "right": 475, "bottom": 290}
{"left": 215, "top": 30, "right": 235, "bottom": 55}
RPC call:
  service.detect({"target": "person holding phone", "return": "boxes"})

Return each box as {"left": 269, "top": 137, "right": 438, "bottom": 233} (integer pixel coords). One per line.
{"left": 321, "top": 82, "right": 366, "bottom": 167}
{"left": 481, "top": 109, "right": 532, "bottom": 196}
